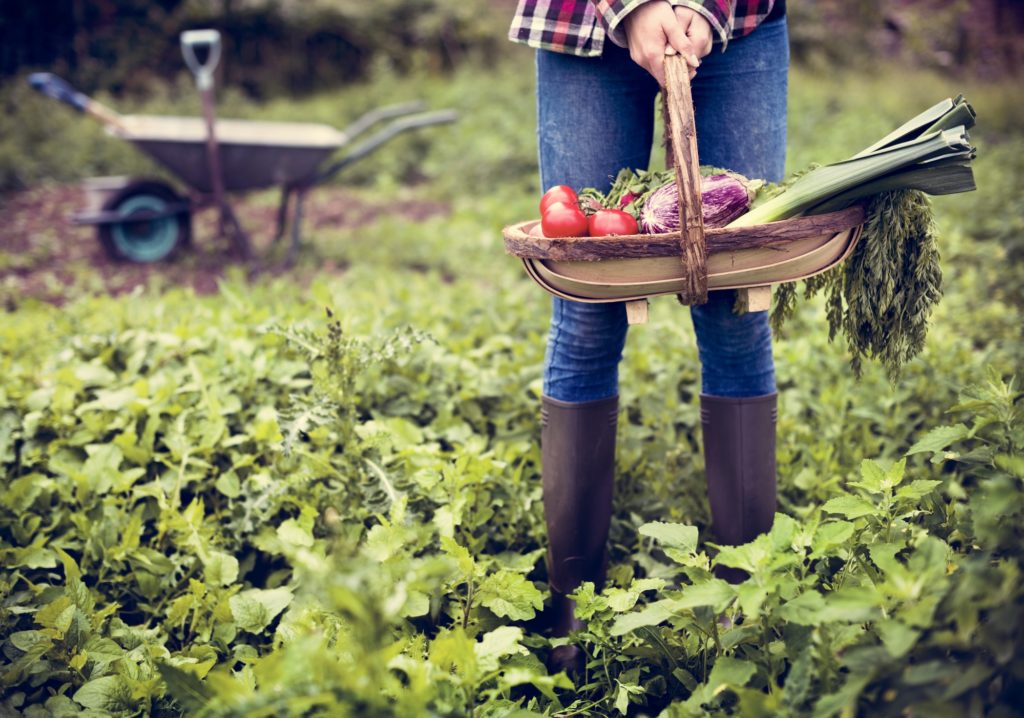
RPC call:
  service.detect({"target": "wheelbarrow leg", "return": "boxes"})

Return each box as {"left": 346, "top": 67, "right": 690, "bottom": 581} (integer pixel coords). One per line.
{"left": 288, "top": 188, "right": 306, "bottom": 266}
{"left": 274, "top": 186, "right": 292, "bottom": 244}
{"left": 220, "top": 201, "right": 251, "bottom": 259}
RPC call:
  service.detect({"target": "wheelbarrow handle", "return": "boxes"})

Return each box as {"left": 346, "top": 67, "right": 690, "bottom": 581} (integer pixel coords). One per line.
{"left": 181, "top": 29, "right": 222, "bottom": 91}
{"left": 339, "top": 101, "right": 427, "bottom": 143}
{"left": 315, "top": 109, "right": 459, "bottom": 184}
{"left": 27, "top": 72, "right": 127, "bottom": 133}
{"left": 28, "top": 72, "right": 89, "bottom": 112}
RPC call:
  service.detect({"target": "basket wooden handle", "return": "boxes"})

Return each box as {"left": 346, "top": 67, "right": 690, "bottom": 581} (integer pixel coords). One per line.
{"left": 663, "top": 54, "right": 708, "bottom": 305}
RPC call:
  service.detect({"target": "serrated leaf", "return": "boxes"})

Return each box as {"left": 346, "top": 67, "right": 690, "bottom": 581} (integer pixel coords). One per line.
{"left": 9, "top": 630, "right": 51, "bottom": 652}
{"left": 638, "top": 521, "right": 698, "bottom": 552}
{"left": 73, "top": 675, "right": 133, "bottom": 711}
{"left": 671, "top": 579, "right": 735, "bottom": 612}
{"left": 204, "top": 551, "right": 239, "bottom": 587}
{"left": 229, "top": 587, "right": 293, "bottom": 633}
{"left": 876, "top": 618, "right": 919, "bottom": 658}
{"left": 906, "top": 424, "right": 969, "bottom": 456}
{"left": 778, "top": 591, "right": 827, "bottom": 626}
{"left": 440, "top": 536, "right": 475, "bottom": 575}
{"left": 606, "top": 578, "right": 667, "bottom": 613}
{"left": 500, "top": 666, "right": 573, "bottom": 700}
{"left": 477, "top": 570, "right": 543, "bottom": 620}
{"left": 995, "top": 453, "right": 1024, "bottom": 478}
{"left": 821, "top": 495, "right": 878, "bottom": 519}
{"left": 895, "top": 479, "right": 942, "bottom": 502}
{"left": 277, "top": 518, "right": 314, "bottom": 548}
{"left": 610, "top": 599, "right": 675, "bottom": 636}
{"left": 707, "top": 656, "right": 757, "bottom": 692}
{"left": 157, "top": 662, "right": 213, "bottom": 712}
{"left": 856, "top": 459, "right": 887, "bottom": 492}
{"left": 36, "top": 597, "right": 75, "bottom": 635}
{"left": 811, "top": 521, "right": 855, "bottom": 556}
{"left": 475, "top": 626, "right": 528, "bottom": 673}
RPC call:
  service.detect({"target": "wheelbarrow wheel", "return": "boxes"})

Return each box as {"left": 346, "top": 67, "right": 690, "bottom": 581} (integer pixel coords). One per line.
{"left": 97, "top": 180, "right": 191, "bottom": 262}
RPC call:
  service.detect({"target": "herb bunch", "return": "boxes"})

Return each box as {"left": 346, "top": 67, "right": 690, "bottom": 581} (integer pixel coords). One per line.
{"left": 771, "top": 189, "right": 943, "bottom": 380}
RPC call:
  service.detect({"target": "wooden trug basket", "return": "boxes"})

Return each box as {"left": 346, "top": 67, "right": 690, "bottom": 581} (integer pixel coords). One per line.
{"left": 502, "top": 54, "right": 866, "bottom": 325}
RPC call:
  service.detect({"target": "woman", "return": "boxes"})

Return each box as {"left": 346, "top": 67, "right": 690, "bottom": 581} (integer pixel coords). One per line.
{"left": 508, "top": 0, "right": 789, "bottom": 672}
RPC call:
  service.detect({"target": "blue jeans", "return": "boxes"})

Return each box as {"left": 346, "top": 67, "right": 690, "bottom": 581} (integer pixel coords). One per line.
{"left": 537, "top": 17, "right": 789, "bottom": 402}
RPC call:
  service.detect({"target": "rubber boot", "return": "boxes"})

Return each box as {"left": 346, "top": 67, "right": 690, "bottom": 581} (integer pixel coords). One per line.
{"left": 541, "top": 394, "right": 617, "bottom": 676}
{"left": 700, "top": 393, "right": 778, "bottom": 585}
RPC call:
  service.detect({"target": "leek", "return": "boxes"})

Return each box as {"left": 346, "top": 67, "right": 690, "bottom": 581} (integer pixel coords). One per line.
{"left": 754, "top": 95, "right": 978, "bottom": 380}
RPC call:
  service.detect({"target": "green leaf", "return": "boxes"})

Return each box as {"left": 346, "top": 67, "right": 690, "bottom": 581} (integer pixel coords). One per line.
{"left": 811, "top": 521, "right": 855, "bottom": 556}
{"left": 778, "top": 591, "right": 827, "bottom": 626}
{"left": 821, "top": 495, "right": 878, "bottom": 519}
{"left": 736, "top": 581, "right": 768, "bottom": 619}
{"left": 477, "top": 570, "right": 543, "bottom": 620}
{"left": 876, "top": 618, "right": 919, "bottom": 658}
{"left": 895, "top": 479, "right": 942, "bottom": 502}
{"left": 812, "top": 674, "right": 872, "bottom": 718}
{"left": 9, "top": 630, "right": 51, "bottom": 653}
{"left": 906, "top": 424, "right": 969, "bottom": 456}
{"left": 204, "top": 551, "right": 239, "bottom": 587}
{"left": 7, "top": 544, "right": 57, "bottom": 569}
{"left": 638, "top": 522, "right": 698, "bottom": 552}
{"left": 440, "top": 536, "right": 475, "bottom": 575}
{"left": 606, "top": 578, "right": 667, "bottom": 613}
{"left": 157, "top": 661, "right": 213, "bottom": 712}
{"left": 671, "top": 579, "right": 735, "bottom": 613}
{"left": 500, "top": 666, "right": 573, "bottom": 700}
{"left": 73, "top": 675, "right": 133, "bottom": 711}
{"left": 995, "top": 453, "right": 1024, "bottom": 478}
{"left": 36, "top": 597, "right": 75, "bottom": 635}
{"left": 610, "top": 599, "right": 676, "bottom": 636}
{"left": 855, "top": 459, "right": 887, "bottom": 492}
{"left": 277, "top": 518, "right": 314, "bottom": 548}
{"left": 707, "top": 656, "right": 757, "bottom": 692}
{"left": 230, "top": 587, "right": 293, "bottom": 633}
{"left": 475, "top": 626, "right": 528, "bottom": 673}
{"left": 215, "top": 472, "right": 241, "bottom": 498}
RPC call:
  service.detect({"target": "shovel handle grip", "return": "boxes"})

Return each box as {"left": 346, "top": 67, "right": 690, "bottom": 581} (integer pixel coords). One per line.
{"left": 181, "top": 29, "right": 222, "bottom": 91}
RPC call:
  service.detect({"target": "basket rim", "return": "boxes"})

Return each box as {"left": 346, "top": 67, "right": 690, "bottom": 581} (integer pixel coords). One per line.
{"left": 503, "top": 204, "right": 866, "bottom": 262}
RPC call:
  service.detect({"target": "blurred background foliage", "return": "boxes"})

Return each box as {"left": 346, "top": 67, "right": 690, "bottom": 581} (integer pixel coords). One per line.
{"left": 1, "top": 0, "right": 1020, "bottom": 99}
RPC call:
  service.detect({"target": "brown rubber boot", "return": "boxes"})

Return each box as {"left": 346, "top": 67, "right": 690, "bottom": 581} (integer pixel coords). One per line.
{"left": 700, "top": 393, "right": 778, "bottom": 585}
{"left": 541, "top": 394, "right": 617, "bottom": 676}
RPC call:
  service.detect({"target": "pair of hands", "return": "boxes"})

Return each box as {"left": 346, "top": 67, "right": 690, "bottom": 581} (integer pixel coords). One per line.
{"left": 622, "top": 1, "right": 713, "bottom": 86}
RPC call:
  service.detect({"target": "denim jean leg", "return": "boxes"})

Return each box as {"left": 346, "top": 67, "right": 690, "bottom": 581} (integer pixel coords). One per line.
{"left": 537, "top": 45, "right": 660, "bottom": 403}
{"left": 689, "top": 17, "right": 790, "bottom": 398}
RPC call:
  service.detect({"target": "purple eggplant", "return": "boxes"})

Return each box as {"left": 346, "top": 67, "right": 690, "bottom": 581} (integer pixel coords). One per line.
{"left": 639, "top": 172, "right": 760, "bottom": 233}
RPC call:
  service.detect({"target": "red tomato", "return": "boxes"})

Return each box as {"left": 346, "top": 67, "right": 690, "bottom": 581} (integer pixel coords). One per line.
{"left": 541, "top": 202, "right": 588, "bottom": 238}
{"left": 540, "top": 185, "right": 578, "bottom": 215}
{"left": 588, "top": 209, "right": 639, "bottom": 236}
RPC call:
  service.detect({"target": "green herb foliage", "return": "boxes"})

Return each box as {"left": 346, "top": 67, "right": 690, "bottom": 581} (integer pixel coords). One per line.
{"left": 2, "top": 58, "right": 1023, "bottom": 717}
{"left": 772, "top": 189, "right": 944, "bottom": 380}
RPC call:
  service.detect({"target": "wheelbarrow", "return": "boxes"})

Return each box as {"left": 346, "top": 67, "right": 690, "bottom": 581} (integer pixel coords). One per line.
{"left": 28, "top": 29, "right": 457, "bottom": 263}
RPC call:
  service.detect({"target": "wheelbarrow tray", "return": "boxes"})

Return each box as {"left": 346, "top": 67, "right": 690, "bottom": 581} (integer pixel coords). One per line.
{"left": 114, "top": 115, "right": 346, "bottom": 193}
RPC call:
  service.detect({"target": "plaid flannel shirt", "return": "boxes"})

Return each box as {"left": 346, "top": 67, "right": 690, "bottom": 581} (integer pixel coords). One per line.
{"left": 509, "top": 0, "right": 778, "bottom": 57}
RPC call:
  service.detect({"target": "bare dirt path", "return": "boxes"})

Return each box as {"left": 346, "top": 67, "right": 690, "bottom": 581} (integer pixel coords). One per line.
{"left": 0, "top": 183, "right": 446, "bottom": 306}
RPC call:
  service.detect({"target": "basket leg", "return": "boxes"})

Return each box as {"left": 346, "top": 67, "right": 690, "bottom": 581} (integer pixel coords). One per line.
{"left": 738, "top": 286, "right": 772, "bottom": 313}
{"left": 625, "top": 299, "right": 649, "bottom": 325}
